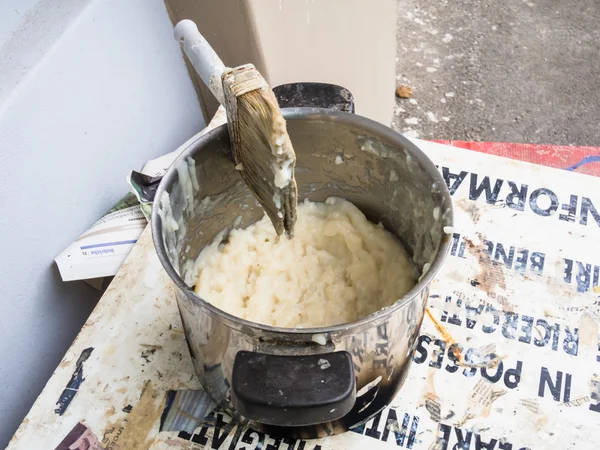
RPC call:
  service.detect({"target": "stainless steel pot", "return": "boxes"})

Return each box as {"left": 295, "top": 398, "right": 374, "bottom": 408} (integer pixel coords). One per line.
{"left": 152, "top": 108, "right": 453, "bottom": 438}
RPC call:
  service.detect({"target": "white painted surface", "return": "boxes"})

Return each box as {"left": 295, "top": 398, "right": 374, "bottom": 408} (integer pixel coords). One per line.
{"left": 247, "top": 0, "right": 397, "bottom": 125}
{"left": 0, "top": 0, "right": 204, "bottom": 445}
{"left": 0, "top": 0, "right": 42, "bottom": 44}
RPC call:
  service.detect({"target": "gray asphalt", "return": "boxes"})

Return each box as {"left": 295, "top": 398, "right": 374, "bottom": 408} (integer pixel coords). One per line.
{"left": 392, "top": 0, "right": 600, "bottom": 145}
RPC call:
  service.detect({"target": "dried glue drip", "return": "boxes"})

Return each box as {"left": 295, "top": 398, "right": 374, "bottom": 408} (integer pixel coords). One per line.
{"left": 176, "top": 163, "right": 194, "bottom": 214}
{"left": 187, "top": 157, "right": 199, "bottom": 190}
{"left": 273, "top": 158, "right": 293, "bottom": 188}
{"left": 273, "top": 191, "right": 281, "bottom": 209}
{"left": 271, "top": 118, "right": 287, "bottom": 156}
{"left": 318, "top": 358, "right": 331, "bottom": 369}
{"left": 312, "top": 334, "right": 327, "bottom": 345}
{"left": 157, "top": 191, "right": 179, "bottom": 232}
{"left": 418, "top": 262, "right": 431, "bottom": 282}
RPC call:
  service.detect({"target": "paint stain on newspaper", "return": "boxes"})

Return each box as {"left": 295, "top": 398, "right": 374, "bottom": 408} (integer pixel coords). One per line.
{"left": 425, "top": 308, "right": 461, "bottom": 361}
{"left": 517, "top": 398, "right": 549, "bottom": 432}
{"left": 462, "top": 379, "right": 505, "bottom": 421}
{"left": 421, "top": 368, "right": 441, "bottom": 421}
{"left": 54, "top": 422, "right": 103, "bottom": 450}
{"left": 589, "top": 374, "right": 600, "bottom": 404}
{"left": 425, "top": 309, "right": 506, "bottom": 372}
{"left": 578, "top": 313, "right": 599, "bottom": 347}
{"left": 468, "top": 233, "right": 508, "bottom": 298}
{"left": 474, "top": 261, "right": 507, "bottom": 297}
{"left": 102, "top": 380, "right": 164, "bottom": 450}
{"left": 456, "top": 198, "right": 481, "bottom": 223}
{"left": 54, "top": 347, "right": 94, "bottom": 415}
{"left": 461, "top": 343, "right": 506, "bottom": 370}
{"left": 419, "top": 368, "right": 455, "bottom": 423}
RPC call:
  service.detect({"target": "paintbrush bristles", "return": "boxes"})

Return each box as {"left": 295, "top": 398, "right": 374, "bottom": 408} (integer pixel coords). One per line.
{"left": 222, "top": 66, "right": 298, "bottom": 237}
{"left": 235, "top": 89, "right": 298, "bottom": 236}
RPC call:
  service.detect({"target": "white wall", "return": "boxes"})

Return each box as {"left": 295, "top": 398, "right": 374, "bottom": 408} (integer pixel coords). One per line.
{"left": 248, "top": 0, "right": 396, "bottom": 125}
{"left": 0, "top": 0, "right": 204, "bottom": 445}
{"left": 0, "top": 0, "right": 42, "bottom": 43}
{"left": 165, "top": 0, "right": 396, "bottom": 125}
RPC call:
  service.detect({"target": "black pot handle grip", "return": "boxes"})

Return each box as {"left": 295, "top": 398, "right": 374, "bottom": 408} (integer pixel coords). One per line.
{"left": 231, "top": 351, "right": 356, "bottom": 426}
{"left": 273, "top": 82, "right": 355, "bottom": 114}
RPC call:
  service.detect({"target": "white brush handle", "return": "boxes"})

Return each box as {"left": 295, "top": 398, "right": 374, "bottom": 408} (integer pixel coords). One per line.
{"left": 174, "top": 19, "right": 226, "bottom": 105}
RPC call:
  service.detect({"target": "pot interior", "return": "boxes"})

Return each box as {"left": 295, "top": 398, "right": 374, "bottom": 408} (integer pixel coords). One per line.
{"left": 154, "top": 109, "right": 452, "bottom": 312}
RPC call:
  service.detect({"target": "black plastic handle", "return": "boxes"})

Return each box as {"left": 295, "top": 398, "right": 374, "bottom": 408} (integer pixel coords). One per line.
{"left": 273, "top": 82, "right": 355, "bottom": 113}
{"left": 231, "top": 351, "right": 356, "bottom": 426}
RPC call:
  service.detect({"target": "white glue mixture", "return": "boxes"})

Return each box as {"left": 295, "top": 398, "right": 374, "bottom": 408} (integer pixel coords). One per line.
{"left": 193, "top": 197, "right": 417, "bottom": 328}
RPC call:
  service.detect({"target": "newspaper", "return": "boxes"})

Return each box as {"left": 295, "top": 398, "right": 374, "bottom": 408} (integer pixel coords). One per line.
{"left": 53, "top": 193, "right": 147, "bottom": 283}
{"left": 53, "top": 154, "right": 181, "bottom": 283}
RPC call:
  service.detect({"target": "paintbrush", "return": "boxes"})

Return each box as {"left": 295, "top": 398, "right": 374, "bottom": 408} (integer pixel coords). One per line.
{"left": 174, "top": 20, "right": 297, "bottom": 237}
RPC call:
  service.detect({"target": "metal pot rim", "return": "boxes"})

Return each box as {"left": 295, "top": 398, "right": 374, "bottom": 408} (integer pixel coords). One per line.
{"left": 152, "top": 107, "right": 454, "bottom": 335}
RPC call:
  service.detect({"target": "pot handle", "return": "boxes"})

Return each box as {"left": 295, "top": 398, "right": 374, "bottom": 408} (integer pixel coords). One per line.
{"left": 272, "top": 82, "right": 355, "bottom": 113}
{"left": 231, "top": 350, "right": 356, "bottom": 426}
